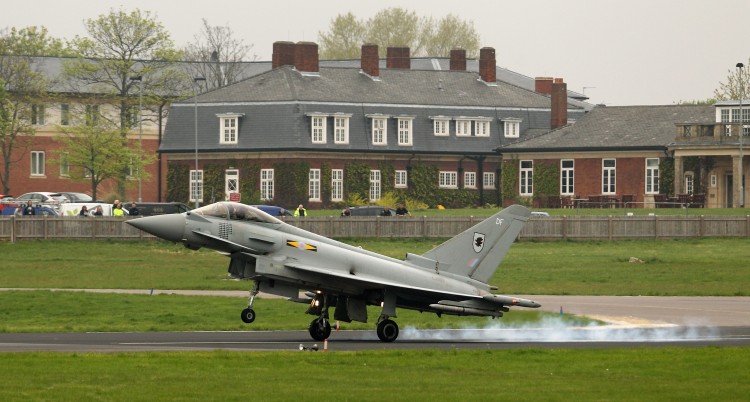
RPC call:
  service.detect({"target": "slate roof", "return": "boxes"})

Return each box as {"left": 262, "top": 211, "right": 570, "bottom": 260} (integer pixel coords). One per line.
{"left": 501, "top": 104, "right": 715, "bottom": 152}
{"left": 162, "top": 65, "right": 586, "bottom": 155}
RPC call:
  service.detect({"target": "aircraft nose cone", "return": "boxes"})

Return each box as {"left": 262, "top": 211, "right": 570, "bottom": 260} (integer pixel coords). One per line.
{"left": 126, "top": 214, "right": 186, "bottom": 243}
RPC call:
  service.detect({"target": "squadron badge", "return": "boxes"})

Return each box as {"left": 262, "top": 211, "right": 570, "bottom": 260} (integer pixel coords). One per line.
{"left": 472, "top": 232, "right": 486, "bottom": 253}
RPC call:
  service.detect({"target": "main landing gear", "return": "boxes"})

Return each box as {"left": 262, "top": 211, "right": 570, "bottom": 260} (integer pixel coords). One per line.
{"left": 307, "top": 294, "right": 332, "bottom": 341}
{"left": 240, "top": 283, "right": 260, "bottom": 324}
{"left": 376, "top": 317, "right": 399, "bottom": 342}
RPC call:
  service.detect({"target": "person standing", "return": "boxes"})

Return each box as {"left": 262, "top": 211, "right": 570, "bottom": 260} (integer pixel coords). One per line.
{"left": 22, "top": 200, "right": 35, "bottom": 216}
{"left": 113, "top": 201, "right": 125, "bottom": 217}
{"left": 294, "top": 204, "right": 306, "bottom": 217}
{"left": 129, "top": 202, "right": 140, "bottom": 216}
{"left": 395, "top": 203, "right": 411, "bottom": 216}
{"left": 79, "top": 205, "right": 89, "bottom": 217}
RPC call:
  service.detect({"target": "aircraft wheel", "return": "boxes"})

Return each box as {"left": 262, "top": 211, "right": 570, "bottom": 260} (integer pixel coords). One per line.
{"left": 376, "top": 319, "right": 399, "bottom": 342}
{"left": 308, "top": 318, "right": 331, "bottom": 341}
{"left": 241, "top": 308, "right": 256, "bottom": 324}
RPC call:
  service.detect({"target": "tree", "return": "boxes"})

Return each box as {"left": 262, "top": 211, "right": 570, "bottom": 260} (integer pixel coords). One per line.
{"left": 53, "top": 120, "right": 152, "bottom": 201}
{"left": 0, "top": 26, "right": 62, "bottom": 194}
{"left": 714, "top": 59, "right": 750, "bottom": 101}
{"left": 318, "top": 8, "right": 481, "bottom": 59}
{"left": 318, "top": 13, "right": 367, "bottom": 60}
{"left": 62, "top": 9, "right": 181, "bottom": 196}
{"left": 182, "top": 19, "right": 258, "bottom": 91}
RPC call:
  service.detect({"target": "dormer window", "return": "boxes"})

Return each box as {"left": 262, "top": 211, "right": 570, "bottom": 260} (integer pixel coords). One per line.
{"left": 333, "top": 114, "right": 351, "bottom": 144}
{"left": 310, "top": 114, "right": 327, "bottom": 144}
{"left": 474, "top": 119, "right": 491, "bottom": 137}
{"left": 217, "top": 113, "right": 244, "bottom": 144}
{"left": 455, "top": 119, "right": 472, "bottom": 137}
{"left": 503, "top": 118, "right": 521, "bottom": 138}
{"left": 366, "top": 114, "right": 390, "bottom": 145}
{"left": 431, "top": 116, "right": 449, "bottom": 136}
{"left": 397, "top": 116, "right": 414, "bottom": 146}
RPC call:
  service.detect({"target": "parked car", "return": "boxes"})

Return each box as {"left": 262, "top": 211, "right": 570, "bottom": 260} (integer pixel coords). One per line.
{"left": 342, "top": 206, "right": 395, "bottom": 217}
{"left": 0, "top": 194, "right": 12, "bottom": 213}
{"left": 1, "top": 206, "right": 60, "bottom": 216}
{"left": 130, "top": 202, "right": 191, "bottom": 216}
{"left": 253, "top": 205, "right": 293, "bottom": 217}
{"left": 12, "top": 192, "right": 68, "bottom": 204}
{"left": 530, "top": 211, "right": 550, "bottom": 217}
{"left": 57, "top": 192, "right": 94, "bottom": 203}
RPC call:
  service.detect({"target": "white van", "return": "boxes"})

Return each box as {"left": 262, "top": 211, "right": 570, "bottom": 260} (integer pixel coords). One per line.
{"left": 59, "top": 203, "right": 118, "bottom": 217}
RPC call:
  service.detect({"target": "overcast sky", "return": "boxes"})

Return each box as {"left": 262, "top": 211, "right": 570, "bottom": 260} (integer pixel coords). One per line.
{"left": 4, "top": 0, "right": 749, "bottom": 105}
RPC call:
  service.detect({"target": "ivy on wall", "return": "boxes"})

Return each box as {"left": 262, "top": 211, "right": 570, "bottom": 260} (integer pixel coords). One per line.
{"left": 344, "top": 162, "right": 371, "bottom": 201}
{"left": 273, "top": 161, "right": 310, "bottom": 207}
{"left": 533, "top": 161, "right": 559, "bottom": 197}
{"left": 166, "top": 163, "right": 189, "bottom": 203}
{"left": 500, "top": 159, "right": 518, "bottom": 204}
{"left": 660, "top": 158, "right": 674, "bottom": 196}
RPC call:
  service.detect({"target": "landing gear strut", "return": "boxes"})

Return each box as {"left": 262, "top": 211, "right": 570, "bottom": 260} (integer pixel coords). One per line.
{"left": 241, "top": 282, "right": 260, "bottom": 324}
{"left": 307, "top": 293, "right": 332, "bottom": 341}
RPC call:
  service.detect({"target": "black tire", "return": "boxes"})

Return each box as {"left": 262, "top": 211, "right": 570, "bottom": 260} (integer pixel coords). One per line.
{"left": 241, "top": 308, "right": 256, "bottom": 323}
{"left": 308, "top": 318, "right": 331, "bottom": 341}
{"left": 376, "top": 319, "right": 399, "bottom": 342}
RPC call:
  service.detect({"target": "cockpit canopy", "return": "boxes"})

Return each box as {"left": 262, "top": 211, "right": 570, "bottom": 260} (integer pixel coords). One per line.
{"left": 191, "top": 202, "right": 282, "bottom": 224}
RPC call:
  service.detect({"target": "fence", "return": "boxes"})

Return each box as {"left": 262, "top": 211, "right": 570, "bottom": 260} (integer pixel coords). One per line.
{"left": 2, "top": 215, "right": 750, "bottom": 242}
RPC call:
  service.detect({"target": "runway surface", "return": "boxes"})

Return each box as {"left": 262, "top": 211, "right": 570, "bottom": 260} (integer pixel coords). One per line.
{"left": 1, "top": 292, "right": 748, "bottom": 352}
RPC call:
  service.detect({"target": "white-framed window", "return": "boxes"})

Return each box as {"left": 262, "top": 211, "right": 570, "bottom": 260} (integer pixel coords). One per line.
{"left": 395, "top": 170, "right": 408, "bottom": 188}
{"left": 32, "top": 104, "right": 45, "bottom": 125}
{"left": 59, "top": 152, "right": 70, "bottom": 177}
{"left": 219, "top": 115, "right": 239, "bottom": 144}
{"left": 85, "top": 105, "right": 99, "bottom": 126}
{"left": 370, "top": 170, "right": 381, "bottom": 201}
{"left": 503, "top": 119, "right": 521, "bottom": 138}
{"left": 520, "top": 160, "right": 533, "bottom": 196}
{"left": 474, "top": 120, "right": 490, "bottom": 137}
{"left": 372, "top": 117, "right": 387, "bottom": 145}
{"left": 456, "top": 119, "right": 471, "bottom": 137}
{"left": 309, "top": 169, "right": 321, "bottom": 201}
{"left": 464, "top": 172, "right": 476, "bottom": 188}
{"left": 560, "top": 159, "right": 574, "bottom": 195}
{"left": 260, "top": 169, "right": 274, "bottom": 201}
{"left": 483, "top": 172, "right": 495, "bottom": 189}
{"left": 311, "top": 115, "right": 326, "bottom": 144}
{"left": 331, "top": 169, "right": 343, "bottom": 201}
{"left": 31, "top": 151, "right": 45, "bottom": 176}
{"left": 645, "top": 158, "right": 659, "bottom": 194}
{"left": 225, "top": 169, "right": 239, "bottom": 200}
{"left": 685, "top": 174, "right": 694, "bottom": 195}
{"left": 334, "top": 116, "right": 349, "bottom": 144}
{"left": 711, "top": 174, "right": 717, "bottom": 187}
{"left": 190, "top": 170, "right": 203, "bottom": 203}
{"left": 397, "top": 117, "right": 413, "bottom": 145}
{"left": 60, "top": 104, "right": 70, "bottom": 126}
{"left": 433, "top": 118, "right": 449, "bottom": 136}
{"left": 439, "top": 171, "right": 458, "bottom": 188}
{"left": 602, "top": 159, "right": 616, "bottom": 194}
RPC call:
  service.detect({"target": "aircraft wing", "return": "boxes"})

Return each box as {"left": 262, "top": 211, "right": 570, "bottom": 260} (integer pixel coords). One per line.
{"left": 283, "top": 260, "right": 538, "bottom": 308}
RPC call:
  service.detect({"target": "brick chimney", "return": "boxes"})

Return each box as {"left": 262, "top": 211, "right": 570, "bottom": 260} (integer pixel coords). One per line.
{"left": 535, "top": 77, "right": 554, "bottom": 95}
{"left": 551, "top": 78, "right": 568, "bottom": 129}
{"left": 294, "top": 41, "right": 319, "bottom": 73}
{"left": 361, "top": 43, "right": 379, "bottom": 77}
{"left": 272, "top": 41, "right": 296, "bottom": 69}
{"left": 479, "top": 47, "right": 496, "bottom": 83}
{"left": 450, "top": 48, "right": 466, "bottom": 71}
{"left": 386, "top": 47, "right": 410, "bottom": 69}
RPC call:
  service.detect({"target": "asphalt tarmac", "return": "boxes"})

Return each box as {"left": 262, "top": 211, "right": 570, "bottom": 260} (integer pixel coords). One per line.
{"left": 0, "top": 292, "right": 748, "bottom": 352}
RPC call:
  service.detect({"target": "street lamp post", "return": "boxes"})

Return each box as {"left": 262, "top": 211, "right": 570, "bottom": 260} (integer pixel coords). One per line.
{"left": 129, "top": 76, "right": 143, "bottom": 203}
{"left": 193, "top": 77, "right": 206, "bottom": 209}
{"left": 738, "top": 63, "right": 745, "bottom": 208}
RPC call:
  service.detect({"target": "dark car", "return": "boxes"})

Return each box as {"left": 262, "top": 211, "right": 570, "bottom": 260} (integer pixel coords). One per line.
{"left": 1, "top": 206, "right": 59, "bottom": 216}
{"left": 253, "top": 205, "right": 293, "bottom": 217}
{"left": 57, "top": 192, "right": 94, "bottom": 203}
{"left": 130, "top": 202, "right": 191, "bottom": 216}
{"left": 342, "top": 206, "right": 395, "bottom": 217}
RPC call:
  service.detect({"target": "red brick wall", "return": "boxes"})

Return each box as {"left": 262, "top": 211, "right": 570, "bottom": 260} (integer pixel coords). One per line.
{"left": 450, "top": 49, "right": 466, "bottom": 71}
{"left": 361, "top": 44, "right": 379, "bottom": 77}
{"left": 479, "top": 47, "right": 496, "bottom": 83}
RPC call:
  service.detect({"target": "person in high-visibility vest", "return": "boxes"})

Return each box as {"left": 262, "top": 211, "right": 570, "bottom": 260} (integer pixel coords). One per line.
{"left": 293, "top": 204, "right": 306, "bottom": 217}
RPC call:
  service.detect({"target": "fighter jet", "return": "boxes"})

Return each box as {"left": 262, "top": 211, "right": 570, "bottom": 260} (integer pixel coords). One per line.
{"left": 126, "top": 202, "right": 540, "bottom": 342}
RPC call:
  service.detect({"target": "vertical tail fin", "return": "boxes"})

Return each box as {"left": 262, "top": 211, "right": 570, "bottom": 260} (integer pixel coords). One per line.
{"left": 421, "top": 205, "right": 530, "bottom": 283}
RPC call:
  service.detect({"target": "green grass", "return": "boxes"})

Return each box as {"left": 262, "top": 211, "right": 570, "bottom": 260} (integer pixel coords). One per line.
{"left": 1, "top": 238, "right": 748, "bottom": 296}
{"left": 0, "top": 290, "right": 589, "bottom": 333}
{"left": 0, "top": 348, "right": 747, "bottom": 401}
